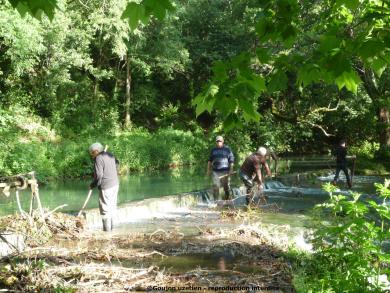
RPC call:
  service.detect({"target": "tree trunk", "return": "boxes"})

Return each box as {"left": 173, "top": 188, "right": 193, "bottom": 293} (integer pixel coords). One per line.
{"left": 124, "top": 55, "right": 131, "bottom": 129}
{"left": 357, "top": 66, "right": 390, "bottom": 151}
{"left": 378, "top": 107, "right": 390, "bottom": 149}
{"left": 112, "top": 60, "right": 121, "bottom": 103}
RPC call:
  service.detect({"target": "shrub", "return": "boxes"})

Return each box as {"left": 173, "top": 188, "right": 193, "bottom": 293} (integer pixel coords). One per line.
{"left": 303, "top": 182, "right": 390, "bottom": 292}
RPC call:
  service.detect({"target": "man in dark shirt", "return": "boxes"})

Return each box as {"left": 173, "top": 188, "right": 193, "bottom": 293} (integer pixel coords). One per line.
{"left": 89, "top": 142, "right": 120, "bottom": 231}
{"left": 332, "top": 140, "right": 353, "bottom": 189}
{"left": 239, "top": 147, "right": 272, "bottom": 205}
{"left": 207, "top": 136, "right": 234, "bottom": 200}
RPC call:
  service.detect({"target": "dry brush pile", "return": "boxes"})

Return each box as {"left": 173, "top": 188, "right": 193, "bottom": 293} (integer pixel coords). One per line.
{"left": 0, "top": 209, "right": 295, "bottom": 292}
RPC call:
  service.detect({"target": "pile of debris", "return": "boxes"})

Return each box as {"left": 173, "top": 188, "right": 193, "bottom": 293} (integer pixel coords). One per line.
{"left": 0, "top": 218, "right": 294, "bottom": 292}
{"left": 0, "top": 211, "right": 84, "bottom": 247}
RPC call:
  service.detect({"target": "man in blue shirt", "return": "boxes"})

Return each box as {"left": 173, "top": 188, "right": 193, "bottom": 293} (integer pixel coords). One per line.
{"left": 207, "top": 136, "right": 234, "bottom": 200}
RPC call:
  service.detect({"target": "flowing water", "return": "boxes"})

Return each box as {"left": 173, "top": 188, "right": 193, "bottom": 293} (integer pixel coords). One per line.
{"left": 0, "top": 157, "right": 387, "bottom": 224}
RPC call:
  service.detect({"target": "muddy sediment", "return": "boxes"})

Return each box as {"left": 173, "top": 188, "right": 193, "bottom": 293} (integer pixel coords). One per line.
{"left": 0, "top": 206, "right": 297, "bottom": 292}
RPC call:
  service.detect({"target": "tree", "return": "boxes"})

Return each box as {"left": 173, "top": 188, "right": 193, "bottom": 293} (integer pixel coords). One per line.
{"left": 193, "top": 0, "right": 390, "bottom": 152}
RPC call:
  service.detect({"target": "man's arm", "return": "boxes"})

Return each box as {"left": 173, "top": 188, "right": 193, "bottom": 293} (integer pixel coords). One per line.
{"left": 255, "top": 168, "right": 263, "bottom": 185}
{"left": 207, "top": 161, "right": 212, "bottom": 176}
{"left": 228, "top": 148, "right": 234, "bottom": 173}
{"left": 263, "top": 162, "right": 272, "bottom": 177}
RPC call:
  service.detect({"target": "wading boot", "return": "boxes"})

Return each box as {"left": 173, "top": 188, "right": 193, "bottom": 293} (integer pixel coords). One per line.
{"left": 347, "top": 180, "right": 352, "bottom": 189}
{"left": 102, "top": 218, "right": 112, "bottom": 232}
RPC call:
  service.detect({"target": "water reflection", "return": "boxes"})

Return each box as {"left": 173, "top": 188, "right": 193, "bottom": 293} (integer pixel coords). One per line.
{"left": 0, "top": 166, "right": 213, "bottom": 216}
{"left": 0, "top": 161, "right": 387, "bottom": 216}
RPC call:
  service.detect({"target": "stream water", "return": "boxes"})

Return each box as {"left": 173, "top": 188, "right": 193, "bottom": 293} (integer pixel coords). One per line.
{"left": 2, "top": 158, "right": 387, "bottom": 275}
{"left": 0, "top": 157, "right": 387, "bottom": 225}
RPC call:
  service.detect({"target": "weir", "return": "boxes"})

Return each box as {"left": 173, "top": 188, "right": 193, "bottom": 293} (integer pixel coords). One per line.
{"left": 1, "top": 170, "right": 387, "bottom": 258}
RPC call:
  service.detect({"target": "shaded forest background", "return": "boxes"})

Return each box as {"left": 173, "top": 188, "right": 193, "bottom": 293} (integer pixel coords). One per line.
{"left": 0, "top": 0, "right": 389, "bottom": 179}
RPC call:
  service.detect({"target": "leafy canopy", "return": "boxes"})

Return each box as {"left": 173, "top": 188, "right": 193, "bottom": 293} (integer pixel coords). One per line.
{"left": 193, "top": 0, "right": 390, "bottom": 130}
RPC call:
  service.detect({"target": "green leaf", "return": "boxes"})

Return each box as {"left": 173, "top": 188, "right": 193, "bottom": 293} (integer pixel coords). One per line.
{"left": 121, "top": 2, "right": 148, "bottom": 31}
{"left": 371, "top": 57, "right": 387, "bottom": 77}
{"left": 358, "top": 40, "right": 387, "bottom": 62}
{"left": 27, "top": 0, "right": 57, "bottom": 20}
{"left": 9, "top": 0, "right": 57, "bottom": 20}
{"left": 214, "top": 96, "right": 237, "bottom": 115}
{"left": 281, "top": 24, "right": 297, "bottom": 42}
{"left": 268, "top": 70, "right": 288, "bottom": 93}
{"left": 256, "top": 48, "right": 270, "bottom": 64}
{"left": 326, "top": 52, "right": 351, "bottom": 76}
{"left": 194, "top": 95, "right": 215, "bottom": 117}
{"left": 144, "top": 0, "right": 175, "bottom": 20}
{"left": 297, "top": 64, "right": 321, "bottom": 87}
{"left": 231, "top": 53, "right": 250, "bottom": 70}
{"left": 14, "top": 1, "right": 29, "bottom": 17}
{"left": 205, "top": 84, "right": 219, "bottom": 98}
{"left": 238, "top": 99, "right": 260, "bottom": 122}
{"left": 336, "top": 0, "right": 360, "bottom": 10}
{"left": 255, "top": 18, "right": 268, "bottom": 38}
{"left": 212, "top": 61, "right": 228, "bottom": 82}
{"left": 231, "top": 81, "right": 256, "bottom": 99}
{"left": 192, "top": 84, "right": 219, "bottom": 117}
{"left": 334, "top": 70, "right": 361, "bottom": 93}
{"left": 319, "top": 35, "right": 342, "bottom": 53}
{"left": 249, "top": 75, "right": 266, "bottom": 93}
{"left": 223, "top": 113, "right": 241, "bottom": 132}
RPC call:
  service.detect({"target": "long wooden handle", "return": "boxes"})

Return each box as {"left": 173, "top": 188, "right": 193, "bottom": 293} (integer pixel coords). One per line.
{"left": 78, "top": 189, "right": 93, "bottom": 217}
{"left": 218, "top": 171, "right": 237, "bottom": 179}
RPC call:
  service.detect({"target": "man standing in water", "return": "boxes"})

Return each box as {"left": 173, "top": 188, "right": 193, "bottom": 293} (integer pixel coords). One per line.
{"left": 89, "top": 142, "right": 119, "bottom": 231}
{"left": 207, "top": 136, "right": 234, "bottom": 200}
{"left": 239, "top": 147, "right": 272, "bottom": 205}
{"left": 332, "top": 140, "right": 354, "bottom": 189}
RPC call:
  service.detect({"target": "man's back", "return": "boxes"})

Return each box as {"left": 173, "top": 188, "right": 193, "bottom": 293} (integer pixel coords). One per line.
{"left": 334, "top": 146, "right": 347, "bottom": 164}
{"left": 240, "top": 153, "right": 260, "bottom": 176}
{"left": 93, "top": 152, "right": 119, "bottom": 189}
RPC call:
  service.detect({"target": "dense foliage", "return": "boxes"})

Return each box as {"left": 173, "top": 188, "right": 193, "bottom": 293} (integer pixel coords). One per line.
{"left": 291, "top": 181, "right": 390, "bottom": 292}
{"left": 0, "top": 0, "right": 389, "bottom": 178}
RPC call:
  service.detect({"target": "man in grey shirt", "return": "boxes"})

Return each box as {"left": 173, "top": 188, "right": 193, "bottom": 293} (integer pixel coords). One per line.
{"left": 89, "top": 142, "right": 119, "bottom": 231}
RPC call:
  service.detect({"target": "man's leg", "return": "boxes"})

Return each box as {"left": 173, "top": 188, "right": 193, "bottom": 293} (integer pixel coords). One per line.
{"left": 109, "top": 185, "right": 119, "bottom": 229}
{"left": 239, "top": 171, "right": 254, "bottom": 205}
{"left": 99, "top": 185, "right": 119, "bottom": 232}
{"left": 99, "top": 189, "right": 112, "bottom": 232}
{"left": 333, "top": 165, "right": 341, "bottom": 185}
{"left": 221, "top": 172, "right": 231, "bottom": 200}
{"left": 342, "top": 166, "right": 351, "bottom": 188}
{"left": 212, "top": 171, "right": 221, "bottom": 200}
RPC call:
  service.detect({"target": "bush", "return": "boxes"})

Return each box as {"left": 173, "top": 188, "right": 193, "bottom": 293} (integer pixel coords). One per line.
{"left": 300, "top": 182, "right": 390, "bottom": 292}
{"left": 350, "top": 141, "right": 380, "bottom": 159}
{"left": 0, "top": 106, "right": 210, "bottom": 180}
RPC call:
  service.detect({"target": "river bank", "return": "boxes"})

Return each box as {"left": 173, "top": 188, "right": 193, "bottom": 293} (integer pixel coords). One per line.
{"left": 0, "top": 204, "right": 298, "bottom": 292}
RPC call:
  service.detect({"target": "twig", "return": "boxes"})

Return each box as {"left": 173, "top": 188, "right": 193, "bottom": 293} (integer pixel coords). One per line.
{"left": 149, "top": 229, "right": 168, "bottom": 238}
{"left": 44, "top": 204, "right": 68, "bottom": 219}
{"left": 138, "top": 250, "right": 166, "bottom": 258}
